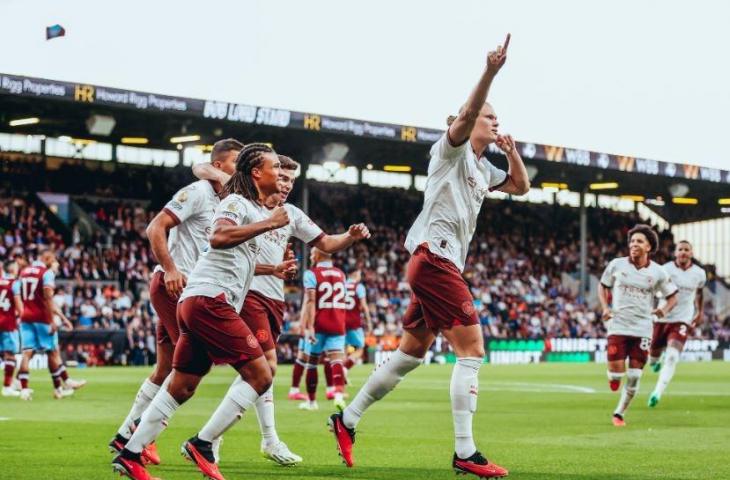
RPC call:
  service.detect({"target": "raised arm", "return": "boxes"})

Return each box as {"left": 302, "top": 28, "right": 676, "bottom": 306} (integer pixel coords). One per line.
{"left": 192, "top": 162, "right": 231, "bottom": 186}
{"left": 146, "top": 211, "right": 186, "bottom": 297}
{"left": 448, "top": 34, "right": 510, "bottom": 146}
{"left": 209, "top": 206, "right": 289, "bottom": 249}
{"left": 312, "top": 224, "right": 371, "bottom": 253}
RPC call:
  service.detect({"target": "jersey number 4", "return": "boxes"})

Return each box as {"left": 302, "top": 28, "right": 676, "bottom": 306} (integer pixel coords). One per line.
{"left": 20, "top": 277, "right": 39, "bottom": 301}
{"left": 318, "top": 281, "right": 348, "bottom": 309}
{"left": 0, "top": 290, "right": 11, "bottom": 311}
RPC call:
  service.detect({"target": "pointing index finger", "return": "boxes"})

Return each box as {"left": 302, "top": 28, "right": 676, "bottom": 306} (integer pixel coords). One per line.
{"left": 503, "top": 33, "right": 511, "bottom": 54}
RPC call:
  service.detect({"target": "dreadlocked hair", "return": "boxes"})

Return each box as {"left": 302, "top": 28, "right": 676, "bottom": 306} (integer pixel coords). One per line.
{"left": 222, "top": 143, "right": 276, "bottom": 201}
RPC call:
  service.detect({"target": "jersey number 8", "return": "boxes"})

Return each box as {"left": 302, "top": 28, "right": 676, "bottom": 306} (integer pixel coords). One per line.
{"left": 318, "top": 281, "right": 348, "bottom": 309}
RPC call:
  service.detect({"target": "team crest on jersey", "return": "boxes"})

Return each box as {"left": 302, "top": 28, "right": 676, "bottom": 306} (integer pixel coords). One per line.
{"left": 246, "top": 334, "right": 259, "bottom": 348}
{"left": 176, "top": 190, "right": 189, "bottom": 203}
{"left": 225, "top": 202, "right": 239, "bottom": 213}
{"left": 256, "top": 329, "right": 269, "bottom": 343}
{"left": 461, "top": 300, "right": 476, "bottom": 316}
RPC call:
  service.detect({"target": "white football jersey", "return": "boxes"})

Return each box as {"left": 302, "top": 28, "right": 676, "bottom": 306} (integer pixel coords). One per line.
{"left": 600, "top": 257, "right": 678, "bottom": 338}
{"left": 404, "top": 133, "right": 507, "bottom": 272}
{"left": 155, "top": 180, "right": 219, "bottom": 277}
{"left": 180, "top": 194, "right": 267, "bottom": 312}
{"left": 658, "top": 261, "right": 706, "bottom": 324}
{"left": 249, "top": 203, "right": 324, "bottom": 302}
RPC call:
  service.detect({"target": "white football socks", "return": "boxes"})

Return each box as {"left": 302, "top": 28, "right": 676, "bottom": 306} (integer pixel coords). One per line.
{"left": 118, "top": 378, "right": 163, "bottom": 438}
{"left": 654, "top": 347, "right": 680, "bottom": 396}
{"left": 342, "top": 349, "right": 421, "bottom": 429}
{"left": 614, "top": 368, "right": 642, "bottom": 417}
{"left": 126, "top": 387, "right": 179, "bottom": 454}
{"left": 254, "top": 385, "right": 279, "bottom": 447}
{"left": 451, "top": 357, "right": 482, "bottom": 459}
{"left": 198, "top": 377, "right": 259, "bottom": 442}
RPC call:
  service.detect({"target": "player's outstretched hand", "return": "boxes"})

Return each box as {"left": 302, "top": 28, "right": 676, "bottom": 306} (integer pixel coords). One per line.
{"left": 165, "top": 268, "right": 187, "bottom": 298}
{"left": 486, "top": 33, "right": 510, "bottom": 76}
{"left": 269, "top": 206, "right": 290, "bottom": 229}
{"left": 495, "top": 134, "right": 516, "bottom": 155}
{"left": 348, "top": 223, "right": 371, "bottom": 241}
{"left": 601, "top": 308, "right": 613, "bottom": 322}
{"left": 273, "top": 259, "right": 298, "bottom": 280}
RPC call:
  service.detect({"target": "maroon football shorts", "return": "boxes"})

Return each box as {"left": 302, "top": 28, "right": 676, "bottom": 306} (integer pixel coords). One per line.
{"left": 651, "top": 322, "right": 690, "bottom": 352}
{"left": 402, "top": 244, "right": 478, "bottom": 333}
{"left": 239, "top": 290, "right": 285, "bottom": 352}
{"left": 173, "top": 294, "right": 264, "bottom": 376}
{"left": 150, "top": 271, "right": 180, "bottom": 345}
{"left": 607, "top": 334, "right": 650, "bottom": 369}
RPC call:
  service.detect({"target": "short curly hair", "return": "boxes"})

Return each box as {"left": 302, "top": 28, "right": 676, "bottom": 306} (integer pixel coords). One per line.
{"left": 628, "top": 224, "right": 659, "bottom": 254}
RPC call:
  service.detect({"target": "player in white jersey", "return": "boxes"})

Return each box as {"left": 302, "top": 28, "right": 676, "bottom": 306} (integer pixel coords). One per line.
{"left": 192, "top": 154, "right": 370, "bottom": 465}
{"left": 599, "top": 224, "right": 678, "bottom": 427}
{"left": 647, "top": 240, "right": 706, "bottom": 408}
{"left": 109, "top": 139, "right": 241, "bottom": 464}
{"left": 331, "top": 34, "right": 530, "bottom": 479}
{"left": 113, "top": 143, "right": 292, "bottom": 480}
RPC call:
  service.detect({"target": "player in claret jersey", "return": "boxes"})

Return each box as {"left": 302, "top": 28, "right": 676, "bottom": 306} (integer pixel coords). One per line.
{"left": 16, "top": 250, "right": 85, "bottom": 400}
{"left": 330, "top": 34, "right": 527, "bottom": 478}
{"left": 0, "top": 261, "right": 23, "bottom": 397}
{"left": 193, "top": 154, "right": 370, "bottom": 465}
{"left": 343, "top": 267, "right": 371, "bottom": 374}
{"left": 647, "top": 240, "right": 707, "bottom": 408}
{"left": 299, "top": 248, "right": 349, "bottom": 412}
{"left": 109, "top": 138, "right": 241, "bottom": 465}
{"left": 599, "top": 224, "right": 678, "bottom": 427}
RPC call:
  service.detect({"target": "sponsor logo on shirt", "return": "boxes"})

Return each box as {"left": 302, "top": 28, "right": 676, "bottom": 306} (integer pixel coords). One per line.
{"left": 466, "top": 176, "right": 489, "bottom": 201}
{"left": 168, "top": 201, "right": 183, "bottom": 211}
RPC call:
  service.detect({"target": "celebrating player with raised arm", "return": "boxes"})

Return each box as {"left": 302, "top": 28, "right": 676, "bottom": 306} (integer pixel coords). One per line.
{"left": 112, "top": 143, "right": 290, "bottom": 480}
{"left": 330, "top": 34, "right": 529, "bottom": 478}
{"left": 109, "top": 138, "right": 241, "bottom": 464}
{"left": 599, "top": 224, "right": 678, "bottom": 427}
{"left": 192, "top": 154, "right": 370, "bottom": 465}
{"left": 647, "top": 240, "right": 706, "bottom": 408}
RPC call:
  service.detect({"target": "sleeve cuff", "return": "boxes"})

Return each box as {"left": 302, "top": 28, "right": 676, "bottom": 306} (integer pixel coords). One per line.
{"left": 489, "top": 173, "right": 511, "bottom": 192}
{"left": 665, "top": 290, "right": 679, "bottom": 300}
{"left": 162, "top": 208, "right": 182, "bottom": 226}
{"left": 600, "top": 282, "right": 613, "bottom": 289}
{"left": 307, "top": 232, "right": 326, "bottom": 247}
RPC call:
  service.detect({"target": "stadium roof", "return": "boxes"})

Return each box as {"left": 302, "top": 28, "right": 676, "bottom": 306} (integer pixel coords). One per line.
{"left": 2, "top": 72, "right": 729, "bottom": 224}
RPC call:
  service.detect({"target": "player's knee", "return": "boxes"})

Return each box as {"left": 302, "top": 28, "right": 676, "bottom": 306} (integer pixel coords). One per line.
{"left": 665, "top": 347, "right": 681, "bottom": 364}
{"left": 150, "top": 365, "right": 172, "bottom": 385}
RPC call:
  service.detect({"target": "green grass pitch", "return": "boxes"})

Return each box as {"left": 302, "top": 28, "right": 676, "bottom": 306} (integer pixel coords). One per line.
{"left": 1, "top": 362, "right": 728, "bottom": 479}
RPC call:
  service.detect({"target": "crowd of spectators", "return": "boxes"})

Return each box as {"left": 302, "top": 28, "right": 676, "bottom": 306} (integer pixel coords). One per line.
{"left": 2, "top": 173, "right": 729, "bottom": 366}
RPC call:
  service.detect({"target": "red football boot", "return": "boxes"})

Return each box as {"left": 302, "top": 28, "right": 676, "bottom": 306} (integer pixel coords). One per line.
{"left": 328, "top": 412, "right": 355, "bottom": 467}
{"left": 142, "top": 441, "right": 161, "bottom": 465}
{"left": 112, "top": 452, "right": 156, "bottom": 480}
{"left": 181, "top": 436, "right": 226, "bottom": 480}
{"left": 288, "top": 391, "right": 307, "bottom": 401}
{"left": 109, "top": 434, "right": 127, "bottom": 454}
{"left": 612, "top": 413, "right": 626, "bottom": 427}
{"left": 453, "top": 451, "right": 509, "bottom": 478}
